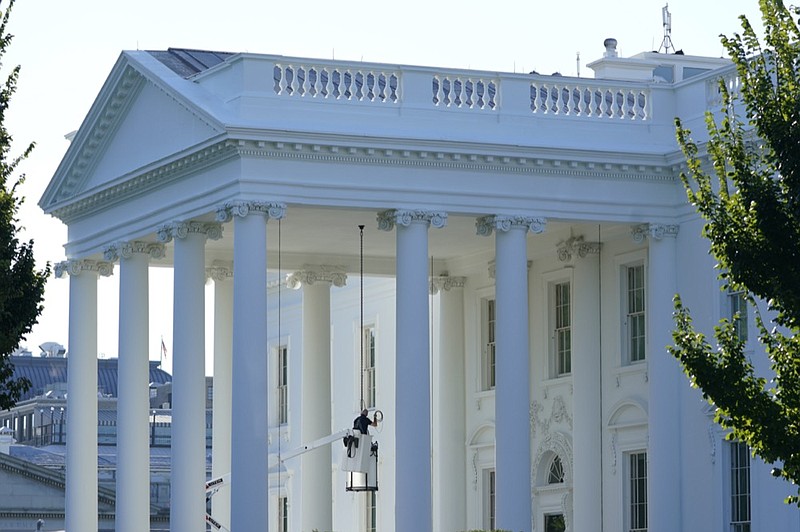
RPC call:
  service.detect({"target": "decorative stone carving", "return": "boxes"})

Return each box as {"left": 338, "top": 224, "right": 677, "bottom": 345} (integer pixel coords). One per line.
{"left": 532, "top": 430, "right": 574, "bottom": 487}
{"left": 610, "top": 431, "right": 618, "bottom": 475}
{"left": 631, "top": 222, "right": 679, "bottom": 243}
{"left": 206, "top": 260, "right": 234, "bottom": 282}
{"left": 707, "top": 423, "right": 718, "bottom": 465}
{"left": 531, "top": 395, "right": 573, "bottom": 438}
{"left": 215, "top": 200, "right": 286, "bottom": 222}
{"left": 376, "top": 209, "right": 447, "bottom": 231}
{"left": 556, "top": 235, "right": 601, "bottom": 263}
{"left": 476, "top": 214, "right": 547, "bottom": 236}
{"left": 156, "top": 221, "right": 223, "bottom": 243}
{"left": 103, "top": 241, "right": 165, "bottom": 262}
{"left": 429, "top": 274, "right": 466, "bottom": 294}
{"left": 285, "top": 265, "right": 347, "bottom": 289}
{"left": 54, "top": 259, "right": 114, "bottom": 278}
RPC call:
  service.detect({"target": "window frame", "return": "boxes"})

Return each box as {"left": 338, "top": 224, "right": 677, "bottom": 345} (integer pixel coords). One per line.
{"left": 726, "top": 287, "right": 749, "bottom": 343}
{"left": 623, "top": 261, "right": 647, "bottom": 364}
{"left": 483, "top": 468, "right": 496, "bottom": 531}
{"left": 729, "top": 441, "right": 751, "bottom": 532}
{"left": 481, "top": 297, "right": 497, "bottom": 391}
{"left": 277, "top": 344, "right": 289, "bottom": 426}
{"left": 551, "top": 280, "right": 572, "bottom": 377}
{"left": 361, "top": 325, "right": 377, "bottom": 409}
{"left": 626, "top": 451, "right": 648, "bottom": 532}
{"left": 278, "top": 495, "right": 289, "bottom": 532}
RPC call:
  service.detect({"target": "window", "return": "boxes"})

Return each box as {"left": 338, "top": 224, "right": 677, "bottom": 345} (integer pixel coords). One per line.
{"left": 548, "top": 455, "right": 565, "bottom": 484}
{"left": 278, "top": 495, "right": 288, "bottom": 532}
{"left": 628, "top": 452, "right": 648, "bottom": 532}
{"left": 485, "top": 469, "right": 496, "bottom": 530}
{"left": 626, "top": 264, "right": 646, "bottom": 362}
{"left": 482, "top": 298, "right": 496, "bottom": 390}
{"left": 553, "top": 281, "right": 571, "bottom": 376}
{"left": 277, "top": 345, "right": 288, "bottom": 425}
{"left": 206, "top": 385, "right": 213, "bottom": 402}
{"left": 365, "top": 490, "right": 377, "bottom": 532}
{"left": 545, "top": 513, "right": 566, "bottom": 532}
{"left": 362, "top": 326, "right": 376, "bottom": 409}
{"left": 727, "top": 288, "right": 748, "bottom": 343}
{"left": 730, "top": 442, "right": 751, "bottom": 532}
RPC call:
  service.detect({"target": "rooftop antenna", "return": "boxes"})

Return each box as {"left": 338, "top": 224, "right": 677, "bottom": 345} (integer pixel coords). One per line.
{"left": 658, "top": 3, "right": 676, "bottom": 53}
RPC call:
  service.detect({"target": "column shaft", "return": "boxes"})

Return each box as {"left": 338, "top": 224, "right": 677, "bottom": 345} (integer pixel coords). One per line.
{"left": 211, "top": 273, "right": 233, "bottom": 527}
{"left": 170, "top": 233, "right": 208, "bottom": 532}
{"left": 647, "top": 230, "right": 681, "bottom": 532}
{"left": 230, "top": 213, "right": 269, "bottom": 531}
{"left": 116, "top": 251, "right": 151, "bottom": 532}
{"left": 395, "top": 220, "right": 433, "bottom": 532}
{"left": 432, "top": 280, "right": 466, "bottom": 532}
{"left": 494, "top": 225, "right": 533, "bottom": 532}
{"left": 301, "top": 281, "right": 333, "bottom": 532}
{"left": 572, "top": 251, "right": 602, "bottom": 532}
{"left": 65, "top": 271, "right": 99, "bottom": 532}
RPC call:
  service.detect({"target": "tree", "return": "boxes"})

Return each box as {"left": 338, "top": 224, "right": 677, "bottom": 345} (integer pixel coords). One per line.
{"left": 670, "top": 0, "right": 800, "bottom": 503}
{"left": 0, "top": 0, "right": 48, "bottom": 410}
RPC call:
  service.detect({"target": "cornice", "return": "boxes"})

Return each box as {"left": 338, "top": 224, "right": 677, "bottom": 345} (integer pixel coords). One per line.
{"left": 48, "top": 135, "right": 679, "bottom": 224}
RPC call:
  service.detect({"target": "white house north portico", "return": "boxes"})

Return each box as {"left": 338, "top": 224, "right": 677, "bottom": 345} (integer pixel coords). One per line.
{"left": 40, "top": 45, "right": 800, "bottom": 531}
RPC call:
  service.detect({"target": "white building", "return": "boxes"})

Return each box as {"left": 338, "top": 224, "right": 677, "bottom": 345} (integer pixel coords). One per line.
{"left": 39, "top": 41, "right": 800, "bottom": 532}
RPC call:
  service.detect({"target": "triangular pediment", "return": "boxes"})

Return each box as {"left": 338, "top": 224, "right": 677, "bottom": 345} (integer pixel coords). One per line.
{"left": 40, "top": 54, "right": 225, "bottom": 214}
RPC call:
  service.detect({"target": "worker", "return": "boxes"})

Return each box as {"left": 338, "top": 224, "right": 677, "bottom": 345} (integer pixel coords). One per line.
{"left": 353, "top": 409, "right": 378, "bottom": 435}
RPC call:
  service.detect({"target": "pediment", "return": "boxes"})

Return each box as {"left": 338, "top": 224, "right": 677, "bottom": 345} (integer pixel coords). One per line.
{"left": 40, "top": 55, "right": 225, "bottom": 214}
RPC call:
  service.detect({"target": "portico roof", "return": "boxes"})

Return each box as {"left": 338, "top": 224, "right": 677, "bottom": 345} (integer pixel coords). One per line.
{"left": 39, "top": 47, "right": 734, "bottom": 273}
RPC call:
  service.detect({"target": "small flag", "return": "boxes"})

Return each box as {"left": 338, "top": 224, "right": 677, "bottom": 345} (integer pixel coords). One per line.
{"left": 161, "top": 337, "right": 168, "bottom": 360}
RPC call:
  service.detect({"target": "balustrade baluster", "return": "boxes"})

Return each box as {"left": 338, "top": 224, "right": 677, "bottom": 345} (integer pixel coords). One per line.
{"left": 278, "top": 65, "right": 288, "bottom": 95}
{"left": 289, "top": 65, "right": 300, "bottom": 95}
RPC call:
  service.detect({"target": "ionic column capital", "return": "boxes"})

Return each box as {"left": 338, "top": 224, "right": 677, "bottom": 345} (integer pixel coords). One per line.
{"left": 103, "top": 241, "right": 165, "bottom": 262}
{"left": 156, "top": 221, "right": 223, "bottom": 243}
{"left": 55, "top": 259, "right": 114, "bottom": 278}
{"left": 556, "top": 235, "right": 601, "bottom": 264}
{"left": 429, "top": 274, "right": 466, "bottom": 295}
{"left": 631, "top": 223, "right": 679, "bottom": 243}
{"left": 215, "top": 201, "right": 286, "bottom": 223}
{"left": 475, "top": 214, "right": 546, "bottom": 236}
{"left": 377, "top": 209, "right": 447, "bottom": 231}
{"left": 286, "top": 265, "right": 347, "bottom": 289}
{"left": 206, "top": 260, "right": 234, "bottom": 282}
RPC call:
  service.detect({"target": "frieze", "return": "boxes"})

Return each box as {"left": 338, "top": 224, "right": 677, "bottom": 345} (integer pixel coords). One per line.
{"left": 54, "top": 259, "right": 114, "bottom": 278}
{"left": 556, "top": 235, "right": 601, "bottom": 263}
{"left": 429, "top": 274, "right": 466, "bottom": 294}
{"left": 631, "top": 223, "right": 679, "bottom": 243}
{"left": 476, "top": 215, "right": 546, "bottom": 236}
{"left": 286, "top": 265, "right": 347, "bottom": 288}
{"left": 377, "top": 209, "right": 447, "bottom": 231}
{"left": 103, "top": 241, "right": 165, "bottom": 262}
{"left": 156, "top": 221, "right": 223, "bottom": 243}
{"left": 215, "top": 201, "right": 286, "bottom": 223}
{"left": 206, "top": 261, "right": 234, "bottom": 282}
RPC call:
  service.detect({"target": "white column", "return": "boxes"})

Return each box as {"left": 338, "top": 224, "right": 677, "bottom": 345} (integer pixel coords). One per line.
{"left": 379, "top": 209, "right": 447, "bottom": 532}
{"left": 287, "top": 266, "right": 346, "bottom": 532}
{"left": 158, "top": 221, "right": 221, "bottom": 532}
{"left": 56, "top": 259, "right": 113, "bottom": 532}
{"left": 639, "top": 223, "right": 681, "bottom": 532}
{"left": 107, "top": 242, "right": 164, "bottom": 532}
{"left": 560, "top": 236, "right": 602, "bottom": 532}
{"left": 431, "top": 275, "right": 467, "bottom": 532}
{"left": 477, "top": 215, "right": 545, "bottom": 532}
{"left": 208, "top": 261, "right": 234, "bottom": 528}
{"left": 218, "top": 201, "right": 285, "bottom": 531}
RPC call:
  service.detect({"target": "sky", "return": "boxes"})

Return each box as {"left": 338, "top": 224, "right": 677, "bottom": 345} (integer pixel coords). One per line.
{"left": 8, "top": 0, "right": 763, "bottom": 375}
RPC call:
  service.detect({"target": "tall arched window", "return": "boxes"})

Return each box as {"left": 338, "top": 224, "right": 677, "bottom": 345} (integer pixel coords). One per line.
{"left": 548, "top": 455, "right": 565, "bottom": 484}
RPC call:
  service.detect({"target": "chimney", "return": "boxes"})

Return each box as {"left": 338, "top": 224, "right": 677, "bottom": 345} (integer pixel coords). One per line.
{"left": 603, "top": 38, "right": 618, "bottom": 58}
